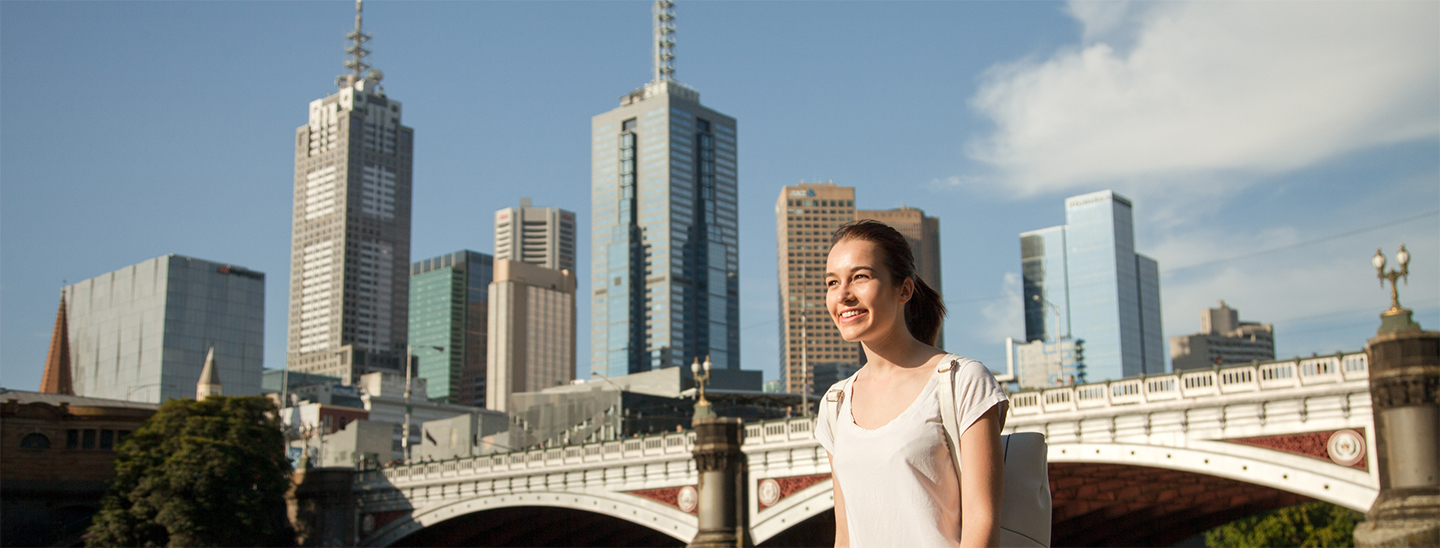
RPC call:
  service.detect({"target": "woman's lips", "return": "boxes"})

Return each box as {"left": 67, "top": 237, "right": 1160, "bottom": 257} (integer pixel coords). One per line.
{"left": 836, "top": 309, "right": 867, "bottom": 323}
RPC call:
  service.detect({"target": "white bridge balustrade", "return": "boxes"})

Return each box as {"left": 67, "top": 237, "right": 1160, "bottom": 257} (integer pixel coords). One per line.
{"left": 354, "top": 352, "right": 1379, "bottom": 547}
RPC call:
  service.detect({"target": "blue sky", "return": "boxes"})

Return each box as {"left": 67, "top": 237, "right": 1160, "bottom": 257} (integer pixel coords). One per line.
{"left": 3, "top": 1, "right": 1437, "bottom": 392}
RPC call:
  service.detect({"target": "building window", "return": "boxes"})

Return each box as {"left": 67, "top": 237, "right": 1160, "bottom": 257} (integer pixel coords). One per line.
{"left": 66, "top": 430, "right": 79, "bottom": 449}
{"left": 20, "top": 433, "right": 50, "bottom": 450}
{"left": 82, "top": 430, "right": 97, "bottom": 450}
{"left": 99, "top": 430, "right": 115, "bottom": 450}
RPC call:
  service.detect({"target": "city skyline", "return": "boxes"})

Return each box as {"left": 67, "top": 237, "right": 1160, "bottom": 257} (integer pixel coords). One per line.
{"left": 2, "top": 1, "right": 1437, "bottom": 391}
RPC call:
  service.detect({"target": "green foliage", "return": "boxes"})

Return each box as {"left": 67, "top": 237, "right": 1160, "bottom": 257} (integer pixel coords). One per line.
{"left": 87, "top": 396, "right": 294, "bottom": 547}
{"left": 1205, "top": 501, "right": 1364, "bottom": 548}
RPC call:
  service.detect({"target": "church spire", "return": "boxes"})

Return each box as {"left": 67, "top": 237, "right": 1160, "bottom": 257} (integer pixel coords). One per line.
{"left": 39, "top": 290, "right": 74, "bottom": 395}
{"left": 196, "top": 347, "right": 223, "bottom": 401}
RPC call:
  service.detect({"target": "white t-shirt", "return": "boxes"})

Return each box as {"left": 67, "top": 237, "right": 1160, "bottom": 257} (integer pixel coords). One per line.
{"left": 815, "top": 356, "right": 1008, "bottom": 547}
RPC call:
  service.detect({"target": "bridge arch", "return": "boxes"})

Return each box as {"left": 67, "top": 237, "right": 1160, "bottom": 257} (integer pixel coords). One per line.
{"left": 1048, "top": 441, "right": 1375, "bottom": 511}
{"left": 363, "top": 492, "right": 694, "bottom": 547}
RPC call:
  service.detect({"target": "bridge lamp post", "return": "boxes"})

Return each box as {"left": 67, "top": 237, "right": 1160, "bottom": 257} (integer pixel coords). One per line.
{"left": 691, "top": 355, "right": 714, "bottom": 421}
{"left": 403, "top": 345, "right": 445, "bottom": 463}
{"left": 1372, "top": 245, "right": 1420, "bottom": 333}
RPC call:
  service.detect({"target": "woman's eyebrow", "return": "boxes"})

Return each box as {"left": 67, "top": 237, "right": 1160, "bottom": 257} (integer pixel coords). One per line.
{"left": 825, "top": 265, "right": 874, "bottom": 277}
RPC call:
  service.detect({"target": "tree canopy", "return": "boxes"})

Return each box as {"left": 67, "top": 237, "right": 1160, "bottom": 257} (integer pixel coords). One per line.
{"left": 87, "top": 396, "right": 294, "bottom": 547}
{"left": 1206, "top": 501, "right": 1363, "bottom": 548}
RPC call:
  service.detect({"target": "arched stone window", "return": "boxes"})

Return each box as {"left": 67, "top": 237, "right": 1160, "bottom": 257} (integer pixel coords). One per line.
{"left": 20, "top": 433, "right": 50, "bottom": 450}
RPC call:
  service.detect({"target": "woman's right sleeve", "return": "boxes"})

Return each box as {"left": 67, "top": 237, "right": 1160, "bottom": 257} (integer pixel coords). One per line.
{"left": 813, "top": 408, "right": 835, "bottom": 454}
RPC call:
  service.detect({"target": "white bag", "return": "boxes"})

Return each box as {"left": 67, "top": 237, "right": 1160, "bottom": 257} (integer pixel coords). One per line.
{"left": 820, "top": 355, "right": 1052, "bottom": 547}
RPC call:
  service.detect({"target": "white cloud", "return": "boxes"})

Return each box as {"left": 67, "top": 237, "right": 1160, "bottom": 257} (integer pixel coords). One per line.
{"left": 1151, "top": 220, "right": 1440, "bottom": 350}
{"left": 965, "top": 1, "right": 1439, "bottom": 197}
{"left": 978, "top": 271, "right": 1026, "bottom": 343}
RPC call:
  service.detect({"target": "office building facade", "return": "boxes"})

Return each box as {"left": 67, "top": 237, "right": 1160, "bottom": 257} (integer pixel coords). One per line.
{"left": 487, "top": 258, "right": 577, "bottom": 411}
{"left": 1021, "top": 190, "right": 1164, "bottom": 381}
{"left": 1170, "top": 301, "right": 1275, "bottom": 371}
{"left": 495, "top": 198, "right": 576, "bottom": 272}
{"left": 409, "top": 250, "right": 493, "bottom": 406}
{"left": 286, "top": 3, "right": 413, "bottom": 383}
{"left": 66, "top": 255, "right": 265, "bottom": 402}
{"left": 776, "top": 183, "right": 859, "bottom": 395}
{"left": 591, "top": 2, "right": 739, "bottom": 377}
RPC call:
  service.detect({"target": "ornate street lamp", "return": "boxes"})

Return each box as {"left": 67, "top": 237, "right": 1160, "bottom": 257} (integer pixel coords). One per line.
{"left": 1372, "top": 245, "right": 1420, "bottom": 334}
{"left": 691, "top": 355, "right": 714, "bottom": 420}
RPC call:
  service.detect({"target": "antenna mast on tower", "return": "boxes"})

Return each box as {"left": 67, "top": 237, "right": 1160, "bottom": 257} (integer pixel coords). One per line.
{"left": 338, "top": 0, "right": 372, "bottom": 88}
{"left": 653, "top": 1, "right": 676, "bottom": 83}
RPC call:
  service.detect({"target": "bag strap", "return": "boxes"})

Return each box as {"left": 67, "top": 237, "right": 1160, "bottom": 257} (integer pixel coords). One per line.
{"left": 820, "top": 375, "right": 853, "bottom": 440}
{"left": 936, "top": 354, "right": 964, "bottom": 477}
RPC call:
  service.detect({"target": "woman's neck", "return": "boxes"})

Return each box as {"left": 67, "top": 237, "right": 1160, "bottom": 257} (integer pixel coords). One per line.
{"left": 860, "top": 333, "right": 935, "bottom": 374}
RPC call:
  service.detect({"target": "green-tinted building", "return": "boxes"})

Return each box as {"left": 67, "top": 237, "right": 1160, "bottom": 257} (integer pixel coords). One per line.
{"left": 409, "top": 250, "right": 493, "bottom": 406}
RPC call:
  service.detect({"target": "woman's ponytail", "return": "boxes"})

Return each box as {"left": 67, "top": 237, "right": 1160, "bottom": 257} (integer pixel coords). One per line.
{"left": 905, "top": 275, "right": 946, "bottom": 346}
{"left": 831, "top": 219, "right": 947, "bottom": 346}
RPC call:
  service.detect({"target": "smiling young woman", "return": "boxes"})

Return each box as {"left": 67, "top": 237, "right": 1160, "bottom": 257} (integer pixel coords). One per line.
{"left": 814, "top": 220, "right": 1008, "bottom": 548}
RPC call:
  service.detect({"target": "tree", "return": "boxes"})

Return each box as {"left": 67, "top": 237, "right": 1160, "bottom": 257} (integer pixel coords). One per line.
{"left": 87, "top": 396, "right": 294, "bottom": 547}
{"left": 1206, "top": 501, "right": 1364, "bottom": 548}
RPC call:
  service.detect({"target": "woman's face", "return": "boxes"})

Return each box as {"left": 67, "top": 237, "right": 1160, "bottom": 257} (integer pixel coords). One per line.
{"left": 825, "top": 238, "right": 912, "bottom": 344}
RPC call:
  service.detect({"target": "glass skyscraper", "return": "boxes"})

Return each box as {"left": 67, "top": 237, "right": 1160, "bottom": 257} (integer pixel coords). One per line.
{"left": 286, "top": 2, "right": 413, "bottom": 383}
{"left": 409, "top": 251, "right": 493, "bottom": 406}
{"left": 66, "top": 255, "right": 265, "bottom": 403}
{"left": 590, "top": 2, "right": 739, "bottom": 377}
{"left": 1021, "top": 190, "right": 1164, "bottom": 381}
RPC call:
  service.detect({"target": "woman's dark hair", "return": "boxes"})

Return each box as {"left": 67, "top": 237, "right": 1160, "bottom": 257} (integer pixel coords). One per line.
{"left": 830, "top": 219, "right": 946, "bottom": 346}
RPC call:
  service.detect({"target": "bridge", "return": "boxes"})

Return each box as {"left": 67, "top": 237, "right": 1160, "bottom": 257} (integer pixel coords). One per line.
{"left": 354, "top": 352, "right": 1376, "bottom": 546}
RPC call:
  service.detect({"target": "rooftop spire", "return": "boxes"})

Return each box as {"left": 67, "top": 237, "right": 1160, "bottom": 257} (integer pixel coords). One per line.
{"left": 652, "top": 1, "right": 676, "bottom": 83}
{"left": 197, "top": 347, "right": 222, "bottom": 401}
{"left": 336, "top": 0, "right": 374, "bottom": 89}
{"left": 40, "top": 290, "right": 74, "bottom": 395}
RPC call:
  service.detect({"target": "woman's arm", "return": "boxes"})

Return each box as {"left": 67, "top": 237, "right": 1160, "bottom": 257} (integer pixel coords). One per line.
{"left": 958, "top": 406, "right": 1004, "bottom": 548}
{"left": 829, "top": 453, "right": 850, "bottom": 547}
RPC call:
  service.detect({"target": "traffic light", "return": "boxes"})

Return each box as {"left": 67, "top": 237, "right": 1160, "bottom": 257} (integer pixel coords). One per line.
{"left": 1072, "top": 339, "right": 1084, "bottom": 366}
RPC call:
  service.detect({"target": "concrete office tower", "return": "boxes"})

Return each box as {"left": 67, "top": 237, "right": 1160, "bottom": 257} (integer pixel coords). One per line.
{"left": 591, "top": 1, "right": 739, "bottom": 377}
{"left": 495, "top": 198, "right": 577, "bottom": 272}
{"left": 286, "top": 1, "right": 413, "bottom": 383}
{"left": 488, "top": 259, "right": 577, "bottom": 411}
{"left": 65, "top": 255, "right": 265, "bottom": 403}
{"left": 776, "top": 183, "right": 858, "bottom": 395}
{"left": 1170, "top": 301, "right": 1275, "bottom": 371}
{"left": 856, "top": 205, "right": 944, "bottom": 347}
{"left": 409, "top": 251, "right": 494, "bottom": 406}
{"left": 1021, "top": 190, "right": 1164, "bottom": 381}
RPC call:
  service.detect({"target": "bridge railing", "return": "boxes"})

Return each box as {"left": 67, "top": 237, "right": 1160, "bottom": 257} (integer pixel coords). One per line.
{"left": 1010, "top": 351, "right": 1367, "bottom": 416}
{"left": 360, "top": 431, "right": 699, "bottom": 486}
{"left": 743, "top": 416, "right": 816, "bottom": 446}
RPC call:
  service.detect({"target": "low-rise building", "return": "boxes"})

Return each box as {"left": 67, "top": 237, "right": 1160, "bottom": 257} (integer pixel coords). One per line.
{"left": 1, "top": 390, "right": 159, "bottom": 547}
{"left": 1005, "top": 337, "right": 1084, "bottom": 389}
{"left": 1170, "top": 301, "right": 1275, "bottom": 371}
{"left": 506, "top": 367, "right": 792, "bottom": 450}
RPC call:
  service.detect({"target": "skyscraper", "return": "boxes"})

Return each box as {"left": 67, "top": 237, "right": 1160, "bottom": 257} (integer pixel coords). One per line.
{"left": 495, "top": 198, "right": 576, "bottom": 272}
{"left": 487, "top": 258, "right": 577, "bottom": 411}
{"left": 776, "top": 183, "right": 858, "bottom": 395}
{"left": 855, "top": 205, "right": 944, "bottom": 347}
{"left": 1021, "top": 190, "right": 1164, "bottom": 382}
{"left": 286, "top": 0, "right": 413, "bottom": 383}
{"left": 66, "top": 255, "right": 265, "bottom": 403}
{"left": 409, "top": 251, "right": 494, "bottom": 406}
{"left": 591, "top": 1, "right": 739, "bottom": 378}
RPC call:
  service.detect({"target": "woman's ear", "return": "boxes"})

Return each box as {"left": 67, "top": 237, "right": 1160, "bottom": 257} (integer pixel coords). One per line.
{"left": 898, "top": 276, "right": 914, "bottom": 305}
